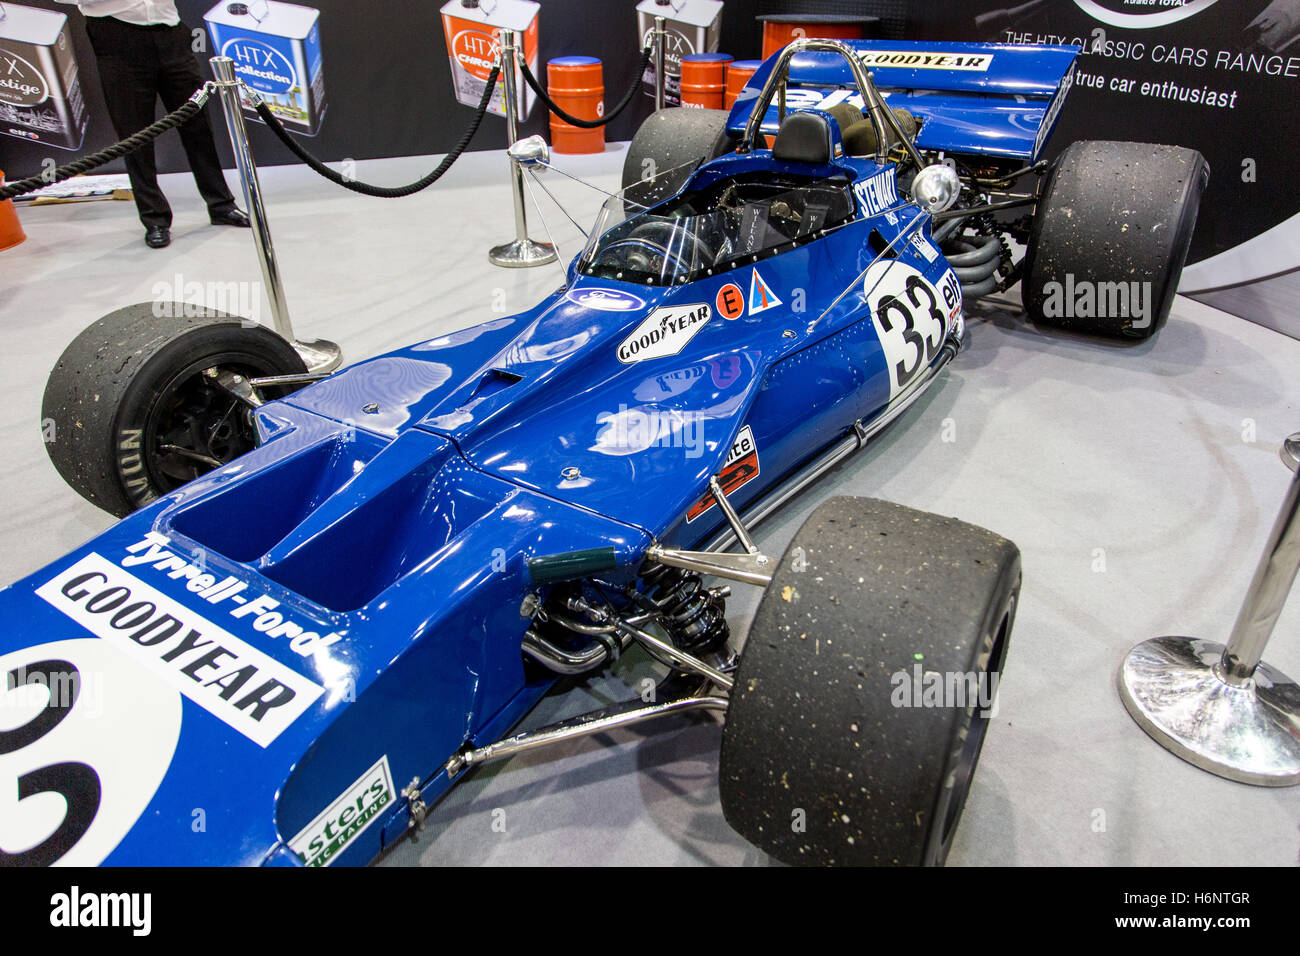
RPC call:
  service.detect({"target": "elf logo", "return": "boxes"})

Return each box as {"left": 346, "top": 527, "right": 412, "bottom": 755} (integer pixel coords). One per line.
{"left": 748, "top": 269, "right": 782, "bottom": 315}
{"left": 289, "top": 756, "right": 394, "bottom": 867}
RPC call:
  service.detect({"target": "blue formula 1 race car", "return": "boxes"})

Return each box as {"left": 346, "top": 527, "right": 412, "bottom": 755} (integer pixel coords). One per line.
{"left": 9, "top": 39, "right": 1206, "bottom": 867}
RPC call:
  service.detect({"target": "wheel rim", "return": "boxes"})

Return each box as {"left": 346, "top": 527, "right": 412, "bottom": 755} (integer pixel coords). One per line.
{"left": 924, "top": 593, "right": 1015, "bottom": 865}
{"left": 138, "top": 349, "right": 286, "bottom": 498}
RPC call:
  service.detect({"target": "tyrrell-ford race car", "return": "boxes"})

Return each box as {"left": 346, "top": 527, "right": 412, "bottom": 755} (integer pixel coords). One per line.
{"left": 6, "top": 39, "right": 1206, "bottom": 866}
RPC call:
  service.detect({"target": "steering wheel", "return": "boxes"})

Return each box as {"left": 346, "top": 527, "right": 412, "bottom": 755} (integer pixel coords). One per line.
{"left": 594, "top": 222, "right": 715, "bottom": 278}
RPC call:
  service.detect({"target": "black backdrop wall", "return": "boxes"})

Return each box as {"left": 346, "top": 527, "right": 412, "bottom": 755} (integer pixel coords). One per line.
{"left": 3, "top": 0, "right": 1298, "bottom": 292}
{"left": 0, "top": 0, "right": 765, "bottom": 180}
{"left": 907, "top": 0, "right": 1300, "bottom": 289}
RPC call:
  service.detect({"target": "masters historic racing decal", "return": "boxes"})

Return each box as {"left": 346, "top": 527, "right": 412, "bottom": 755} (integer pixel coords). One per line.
{"left": 289, "top": 755, "right": 394, "bottom": 867}
{"left": 687, "top": 426, "right": 760, "bottom": 522}
{"left": 36, "top": 552, "right": 325, "bottom": 748}
{"left": 862, "top": 261, "right": 962, "bottom": 399}
{"left": 617, "top": 303, "right": 712, "bottom": 363}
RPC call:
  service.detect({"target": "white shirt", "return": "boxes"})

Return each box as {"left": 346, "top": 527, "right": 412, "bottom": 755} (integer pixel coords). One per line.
{"left": 55, "top": 1, "right": 182, "bottom": 27}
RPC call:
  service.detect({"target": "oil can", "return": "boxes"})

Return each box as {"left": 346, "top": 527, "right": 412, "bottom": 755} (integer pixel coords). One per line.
{"left": 636, "top": 0, "right": 723, "bottom": 106}
{"left": 440, "top": 0, "right": 539, "bottom": 120}
{"left": 204, "top": 0, "right": 327, "bottom": 136}
{"left": 0, "top": 3, "right": 87, "bottom": 151}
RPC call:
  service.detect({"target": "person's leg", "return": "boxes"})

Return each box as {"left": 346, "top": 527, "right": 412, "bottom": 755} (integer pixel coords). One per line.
{"left": 84, "top": 17, "right": 171, "bottom": 229}
{"left": 155, "top": 23, "right": 238, "bottom": 216}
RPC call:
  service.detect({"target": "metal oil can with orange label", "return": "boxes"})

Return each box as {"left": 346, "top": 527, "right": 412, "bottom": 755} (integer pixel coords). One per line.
{"left": 0, "top": 3, "right": 87, "bottom": 151}
{"left": 440, "top": 0, "right": 539, "bottom": 120}
{"left": 636, "top": 0, "right": 723, "bottom": 106}
{"left": 204, "top": 0, "right": 327, "bottom": 136}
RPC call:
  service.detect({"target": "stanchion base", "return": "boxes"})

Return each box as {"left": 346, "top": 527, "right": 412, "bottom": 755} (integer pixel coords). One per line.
{"left": 292, "top": 338, "right": 343, "bottom": 375}
{"left": 1282, "top": 433, "right": 1300, "bottom": 473}
{"left": 1118, "top": 635, "right": 1300, "bottom": 787}
{"left": 489, "top": 238, "right": 557, "bottom": 269}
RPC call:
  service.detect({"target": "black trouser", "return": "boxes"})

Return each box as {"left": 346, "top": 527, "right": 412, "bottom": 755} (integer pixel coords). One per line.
{"left": 84, "top": 16, "right": 236, "bottom": 229}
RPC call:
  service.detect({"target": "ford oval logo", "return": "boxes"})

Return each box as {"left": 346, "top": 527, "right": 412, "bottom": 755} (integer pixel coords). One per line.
{"left": 566, "top": 288, "right": 647, "bottom": 312}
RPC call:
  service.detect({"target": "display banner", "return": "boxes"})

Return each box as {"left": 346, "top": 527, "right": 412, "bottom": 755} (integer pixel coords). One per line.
{"left": 908, "top": 0, "right": 1300, "bottom": 289}
{"left": 0, "top": 1, "right": 760, "bottom": 185}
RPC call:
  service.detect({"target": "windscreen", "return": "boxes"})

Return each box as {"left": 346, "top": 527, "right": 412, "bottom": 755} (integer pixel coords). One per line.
{"left": 579, "top": 169, "right": 856, "bottom": 287}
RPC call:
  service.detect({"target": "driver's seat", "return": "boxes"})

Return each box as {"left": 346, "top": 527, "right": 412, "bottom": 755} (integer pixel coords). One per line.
{"left": 771, "top": 111, "right": 833, "bottom": 165}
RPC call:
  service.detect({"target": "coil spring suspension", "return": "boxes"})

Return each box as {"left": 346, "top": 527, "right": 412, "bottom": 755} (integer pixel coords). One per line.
{"left": 973, "top": 212, "right": 1014, "bottom": 270}
{"left": 639, "top": 561, "right": 730, "bottom": 655}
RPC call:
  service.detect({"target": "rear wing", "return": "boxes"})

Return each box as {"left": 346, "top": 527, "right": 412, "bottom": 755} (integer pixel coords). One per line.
{"left": 725, "top": 40, "right": 1081, "bottom": 163}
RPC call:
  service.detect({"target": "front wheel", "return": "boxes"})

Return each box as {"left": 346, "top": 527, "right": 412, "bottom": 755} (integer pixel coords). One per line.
{"left": 719, "top": 496, "right": 1021, "bottom": 866}
{"left": 42, "top": 303, "right": 307, "bottom": 517}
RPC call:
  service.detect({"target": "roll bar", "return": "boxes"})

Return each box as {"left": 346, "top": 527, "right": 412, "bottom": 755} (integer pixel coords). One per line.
{"left": 737, "top": 38, "right": 925, "bottom": 171}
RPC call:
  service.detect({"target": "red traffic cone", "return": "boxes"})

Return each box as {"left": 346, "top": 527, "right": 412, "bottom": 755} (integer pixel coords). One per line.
{"left": 0, "top": 172, "right": 27, "bottom": 251}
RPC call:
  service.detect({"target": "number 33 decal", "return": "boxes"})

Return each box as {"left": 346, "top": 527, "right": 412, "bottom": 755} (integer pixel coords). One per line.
{"left": 0, "top": 640, "right": 180, "bottom": 866}
{"left": 863, "top": 261, "right": 960, "bottom": 398}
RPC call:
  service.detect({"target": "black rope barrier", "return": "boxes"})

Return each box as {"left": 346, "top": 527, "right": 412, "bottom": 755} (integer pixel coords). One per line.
{"left": 519, "top": 46, "right": 653, "bottom": 129}
{"left": 0, "top": 90, "right": 208, "bottom": 202}
{"left": 253, "top": 65, "right": 500, "bottom": 198}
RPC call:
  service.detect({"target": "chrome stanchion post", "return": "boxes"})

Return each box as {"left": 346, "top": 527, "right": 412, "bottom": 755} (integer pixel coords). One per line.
{"left": 488, "top": 28, "right": 555, "bottom": 268}
{"left": 1119, "top": 444, "right": 1300, "bottom": 786}
{"left": 653, "top": 15, "right": 667, "bottom": 111}
{"left": 209, "top": 56, "right": 341, "bottom": 374}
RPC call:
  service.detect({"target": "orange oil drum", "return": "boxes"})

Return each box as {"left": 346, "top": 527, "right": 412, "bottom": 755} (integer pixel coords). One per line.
{"left": 680, "top": 52, "right": 733, "bottom": 109}
{"left": 724, "top": 60, "right": 761, "bottom": 109}
{"left": 546, "top": 56, "right": 605, "bottom": 154}
{"left": 760, "top": 19, "right": 874, "bottom": 60}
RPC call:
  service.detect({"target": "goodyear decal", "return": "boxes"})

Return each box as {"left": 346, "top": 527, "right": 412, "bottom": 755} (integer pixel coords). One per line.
{"left": 859, "top": 50, "right": 994, "bottom": 72}
{"left": 617, "top": 303, "right": 712, "bottom": 363}
{"left": 36, "top": 554, "right": 324, "bottom": 748}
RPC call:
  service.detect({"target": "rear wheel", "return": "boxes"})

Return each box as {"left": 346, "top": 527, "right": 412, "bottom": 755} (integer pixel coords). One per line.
{"left": 42, "top": 303, "right": 307, "bottom": 517}
{"left": 621, "top": 107, "right": 734, "bottom": 203}
{"left": 1023, "top": 140, "right": 1209, "bottom": 339}
{"left": 719, "top": 496, "right": 1021, "bottom": 866}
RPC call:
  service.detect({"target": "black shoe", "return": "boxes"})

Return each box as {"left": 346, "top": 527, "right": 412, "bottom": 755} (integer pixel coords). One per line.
{"left": 209, "top": 207, "right": 250, "bottom": 228}
{"left": 145, "top": 226, "right": 171, "bottom": 249}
